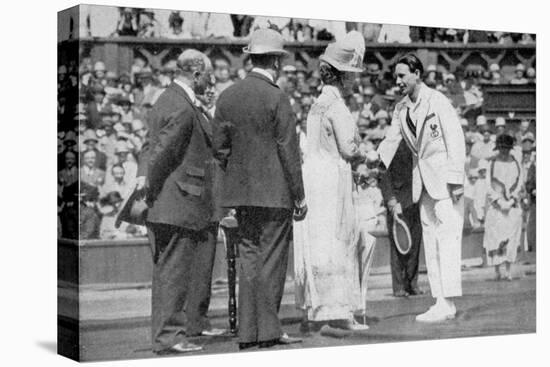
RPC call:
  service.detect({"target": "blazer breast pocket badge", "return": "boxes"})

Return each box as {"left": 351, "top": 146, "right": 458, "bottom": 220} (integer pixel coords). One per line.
{"left": 430, "top": 123, "right": 440, "bottom": 138}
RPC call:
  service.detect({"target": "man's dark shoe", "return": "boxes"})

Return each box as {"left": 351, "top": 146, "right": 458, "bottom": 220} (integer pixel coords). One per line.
{"left": 408, "top": 287, "right": 425, "bottom": 296}
{"left": 238, "top": 341, "right": 258, "bottom": 350}
{"left": 259, "top": 333, "right": 302, "bottom": 348}
{"left": 393, "top": 290, "right": 409, "bottom": 297}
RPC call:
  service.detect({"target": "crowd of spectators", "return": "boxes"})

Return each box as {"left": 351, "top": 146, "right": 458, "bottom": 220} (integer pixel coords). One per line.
{"left": 58, "top": 31, "right": 536, "bottom": 242}
{"left": 77, "top": 6, "right": 536, "bottom": 45}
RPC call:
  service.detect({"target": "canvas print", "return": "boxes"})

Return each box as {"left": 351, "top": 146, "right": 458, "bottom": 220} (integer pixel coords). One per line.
{"left": 57, "top": 4, "right": 536, "bottom": 362}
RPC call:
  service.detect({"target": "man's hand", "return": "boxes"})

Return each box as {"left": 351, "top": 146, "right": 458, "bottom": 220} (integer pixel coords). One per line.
{"left": 388, "top": 198, "right": 402, "bottom": 216}
{"left": 448, "top": 183, "right": 464, "bottom": 203}
{"left": 293, "top": 199, "right": 308, "bottom": 222}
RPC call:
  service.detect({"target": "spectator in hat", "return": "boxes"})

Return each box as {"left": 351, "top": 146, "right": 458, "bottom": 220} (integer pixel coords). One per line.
{"left": 483, "top": 134, "right": 524, "bottom": 281}
{"left": 111, "top": 141, "right": 137, "bottom": 186}
{"left": 510, "top": 64, "right": 528, "bottom": 85}
{"left": 470, "top": 114, "right": 488, "bottom": 142}
{"left": 79, "top": 183, "right": 101, "bottom": 240}
{"left": 80, "top": 150, "right": 106, "bottom": 188}
{"left": 93, "top": 61, "right": 107, "bottom": 81}
{"left": 471, "top": 123, "right": 496, "bottom": 166}
{"left": 494, "top": 116, "right": 507, "bottom": 136}
{"left": 81, "top": 129, "right": 107, "bottom": 170}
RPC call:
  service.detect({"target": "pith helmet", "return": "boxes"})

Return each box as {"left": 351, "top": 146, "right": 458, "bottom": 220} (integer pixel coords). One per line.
{"left": 320, "top": 31, "right": 365, "bottom": 73}
{"left": 243, "top": 28, "right": 289, "bottom": 55}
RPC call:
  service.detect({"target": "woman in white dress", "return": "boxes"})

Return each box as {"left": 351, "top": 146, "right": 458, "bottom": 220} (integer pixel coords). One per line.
{"left": 293, "top": 32, "right": 371, "bottom": 331}
{"left": 483, "top": 134, "right": 523, "bottom": 280}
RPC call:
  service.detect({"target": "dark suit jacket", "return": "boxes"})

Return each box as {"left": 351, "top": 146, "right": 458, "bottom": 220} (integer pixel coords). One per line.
{"left": 212, "top": 71, "right": 304, "bottom": 209}
{"left": 138, "top": 82, "right": 222, "bottom": 230}
{"left": 379, "top": 139, "right": 414, "bottom": 209}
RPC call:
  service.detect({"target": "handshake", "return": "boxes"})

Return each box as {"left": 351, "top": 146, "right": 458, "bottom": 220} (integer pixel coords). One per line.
{"left": 364, "top": 150, "right": 381, "bottom": 168}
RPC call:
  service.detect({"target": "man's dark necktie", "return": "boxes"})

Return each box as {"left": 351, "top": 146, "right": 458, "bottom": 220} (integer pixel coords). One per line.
{"left": 406, "top": 107, "right": 416, "bottom": 138}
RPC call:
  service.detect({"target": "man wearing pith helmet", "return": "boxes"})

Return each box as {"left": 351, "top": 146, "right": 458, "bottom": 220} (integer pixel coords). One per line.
{"left": 213, "top": 28, "right": 306, "bottom": 350}
{"left": 135, "top": 49, "right": 224, "bottom": 354}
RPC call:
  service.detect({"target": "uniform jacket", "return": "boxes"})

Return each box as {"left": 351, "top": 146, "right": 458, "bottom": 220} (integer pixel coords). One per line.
{"left": 138, "top": 82, "right": 222, "bottom": 230}
{"left": 378, "top": 83, "right": 465, "bottom": 202}
{"left": 378, "top": 139, "right": 414, "bottom": 209}
{"left": 212, "top": 71, "right": 304, "bottom": 209}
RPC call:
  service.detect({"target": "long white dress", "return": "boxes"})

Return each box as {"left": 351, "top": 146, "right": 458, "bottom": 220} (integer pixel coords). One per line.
{"left": 483, "top": 156, "right": 523, "bottom": 265}
{"left": 294, "top": 85, "right": 371, "bottom": 322}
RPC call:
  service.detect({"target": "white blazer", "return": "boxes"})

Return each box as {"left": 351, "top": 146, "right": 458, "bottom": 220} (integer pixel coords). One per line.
{"left": 378, "top": 83, "right": 466, "bottom": 203}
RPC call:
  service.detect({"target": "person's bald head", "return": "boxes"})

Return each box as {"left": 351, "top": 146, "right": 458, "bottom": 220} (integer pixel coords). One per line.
{"left": 176, "top": 49, "right": 212, "bottom": 75}
{"left": 175, "top": 49, "right": 214, "bottom": 95}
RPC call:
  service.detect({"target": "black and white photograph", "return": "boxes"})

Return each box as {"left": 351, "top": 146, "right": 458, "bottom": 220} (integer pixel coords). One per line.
{"left": 35, "top": 0, "right": 546, "bottom": 365}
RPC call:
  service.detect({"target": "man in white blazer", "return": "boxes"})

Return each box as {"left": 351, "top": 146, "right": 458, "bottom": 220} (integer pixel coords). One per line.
{"left": 375, "top": 54, "right": 466, "bottom": 322}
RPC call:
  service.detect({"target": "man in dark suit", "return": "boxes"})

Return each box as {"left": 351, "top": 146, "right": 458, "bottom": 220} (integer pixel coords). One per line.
{"left": 135, "top": 49, "right": 223, "bottom": 354}
{"left": 213, "top": 28, "right": 306, "bottom": 350}
{"left": 379, "top": 139, "right": 423, "bottom": 297}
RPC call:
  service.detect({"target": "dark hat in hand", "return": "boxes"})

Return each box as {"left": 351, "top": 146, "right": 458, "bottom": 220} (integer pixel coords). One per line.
{"left": 115, "top": 188, "right": 148, "bottom": 228}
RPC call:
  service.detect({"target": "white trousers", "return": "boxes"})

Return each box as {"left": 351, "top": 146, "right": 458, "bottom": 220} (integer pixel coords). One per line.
{"left": 419, "top": 191, "right": 464, "bottom": 298}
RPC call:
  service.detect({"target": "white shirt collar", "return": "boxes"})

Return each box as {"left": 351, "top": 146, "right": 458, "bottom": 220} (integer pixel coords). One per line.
{"left": 251, "top": 67, "right": 274, "bottom": 83}
{"left": 173, "top": 79, "right": 197, "bottom": 104}
{"left": 404, "top": 82, "right": 428, "bottom": 110}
